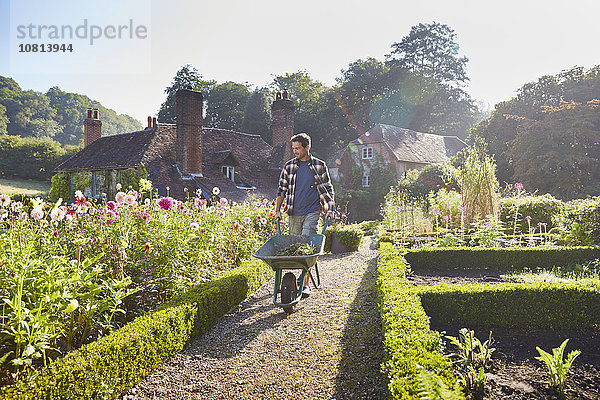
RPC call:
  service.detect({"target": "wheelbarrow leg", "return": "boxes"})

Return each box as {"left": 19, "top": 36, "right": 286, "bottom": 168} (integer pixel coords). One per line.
{"left": 272, "top": 269, "right": 281, "bottom": 305}
{"left": 308, "top": 262, "right": 321, "bottom": 289}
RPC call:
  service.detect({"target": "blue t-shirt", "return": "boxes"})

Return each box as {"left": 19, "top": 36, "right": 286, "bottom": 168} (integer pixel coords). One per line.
{"left": 293, "top": 160, "right": 320, "bottom": 216}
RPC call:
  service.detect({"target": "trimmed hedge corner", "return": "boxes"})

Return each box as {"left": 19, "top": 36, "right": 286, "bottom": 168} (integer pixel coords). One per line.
{"left": 377, "top": 243, "right": 464, "bottom": 399}
{"left": 0, "top": 260, "right": 273, "bottom": 400}
{"left": 416, "top": 281, "right": 600, "bottom": 330}
{"left": 404, "top": 246, "right": 600, "bottom": 271}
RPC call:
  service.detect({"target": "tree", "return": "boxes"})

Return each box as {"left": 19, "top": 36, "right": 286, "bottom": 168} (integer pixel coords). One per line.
{"left": 334, "top": 58, "right": 390, "bottom": 134}
{"left": 386, "top": 22, "right": 469, "bottom": 88}
{"left": 508, "top": 100, "right": 600, "bottom": 197}
{"left": 0, "top": 104, "right": 8, "bottom": 135}
{"left": 157, "top": 65, "right": 215, "bottom": 123}
{"left": 243, "top": 88, "right": 272, "bottom": 143}
{"left": 204, "top": 81, "right": 251, "bottom": 131}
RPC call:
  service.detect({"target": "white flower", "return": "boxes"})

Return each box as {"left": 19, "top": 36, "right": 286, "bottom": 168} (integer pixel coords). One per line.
{"left": 115, "top": 192, "right": 126, "bottom": 204}
{"left": 0, "top": 194, "right": 10, "bottom": 207}
{"left": 50, "top": 207, "right": 65, "bottom": 222}
{"left": 116, "top": 183, "right": 122, "bottom": 190}
{"left": 11, "top": 202, "right": 23, "bottom": 212}
{"left": 75, "top": 190, "right": 83, "bottom": 199}
{"left": 212, "top": 187, "right": 220, "bottom": 196}
{"left": 31, "top": 197, "right": 44, "bottom": 208}
{"left": 190, "top": 222, "right": 200, "bottom": 230}
{"left": 124, "top": 194, "right": 136, "bottom": 206}
{"left": 144, "top": 198, "right": 151, "bottom": 207}
{"left": 30, "top": 206, "right": 44, "bottom": 220}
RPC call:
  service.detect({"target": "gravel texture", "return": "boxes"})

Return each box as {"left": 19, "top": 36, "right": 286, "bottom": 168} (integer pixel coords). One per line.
{"left": 124, "top": 238, "right": 386, "bottom": 400}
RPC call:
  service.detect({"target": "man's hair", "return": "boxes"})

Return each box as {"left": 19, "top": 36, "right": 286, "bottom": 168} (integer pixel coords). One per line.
{"left": 291, "top": 133, "right": 311, "bottom": 148}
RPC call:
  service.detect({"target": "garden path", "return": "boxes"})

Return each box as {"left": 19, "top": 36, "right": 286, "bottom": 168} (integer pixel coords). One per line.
{"left": 124, "top": 238, "right": 386, "bottom": 400}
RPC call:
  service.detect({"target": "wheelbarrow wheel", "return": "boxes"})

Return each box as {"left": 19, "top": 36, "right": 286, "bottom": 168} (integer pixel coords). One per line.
{"left": 281, "top": 272, "right": 296, "bottom": 314}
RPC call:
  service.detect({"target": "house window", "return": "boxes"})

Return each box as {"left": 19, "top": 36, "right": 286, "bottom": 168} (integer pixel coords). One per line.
{"left": 222, "top": 165, "right": 235, "bottom": 183}
{"left": 362, "top": 175, "right": 370, "bottom": 187}
{"left": 361, "top": 146, "right": 373, "bottom": 159}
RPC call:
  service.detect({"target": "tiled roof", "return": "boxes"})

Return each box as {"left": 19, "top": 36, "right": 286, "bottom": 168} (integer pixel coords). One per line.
{"left": 355, "top": 124, "right": 466, "bottom": 164}
{"left": 55, "top": 128, "right": 156, "bottom": 171}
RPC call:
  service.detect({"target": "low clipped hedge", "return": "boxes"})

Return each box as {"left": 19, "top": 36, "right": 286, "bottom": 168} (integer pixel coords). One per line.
{"left": 324, "top": 223, "right": 363, "bottom": 252}
{"left": 0, "top": 259, "right": 273, "bottom": 400}
{"left": 377, "top": 243, "right": 464, "bottom": 399}
{"left": 416, "top": 281, "right": 600, "bottom": 330}
{"left": 404, "top": 246, "right": 600, "bottom": 270}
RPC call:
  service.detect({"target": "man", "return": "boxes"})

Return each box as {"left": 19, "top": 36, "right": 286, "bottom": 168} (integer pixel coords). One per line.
{"left": 275, "top": 133, "right": 335, "bottom": 298}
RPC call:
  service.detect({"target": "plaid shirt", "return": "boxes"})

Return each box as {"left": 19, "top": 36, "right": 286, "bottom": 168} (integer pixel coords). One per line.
{"left": 277, "top": 155, "right": 335, "bottom": 216}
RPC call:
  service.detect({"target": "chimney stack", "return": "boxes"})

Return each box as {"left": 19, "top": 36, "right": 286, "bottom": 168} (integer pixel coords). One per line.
{"left": 271, "top": 90, "right": 295, "bottom": 165}
{"left": 175, "top": 89, "right": 203, "bottom": 176}
{"left": 147, "top": 116, "right": 152, "bottom": 128}
{"left": 83, "top": 108, "right": 102, "bottom": 147}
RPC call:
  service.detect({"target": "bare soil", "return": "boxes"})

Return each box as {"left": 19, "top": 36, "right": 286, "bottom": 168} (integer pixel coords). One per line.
{"left": 410, "top": 268, "right": 600, "bottom": 399}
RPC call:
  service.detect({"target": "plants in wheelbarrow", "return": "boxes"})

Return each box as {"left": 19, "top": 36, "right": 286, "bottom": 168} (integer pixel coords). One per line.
{"left": 277, "top": 243, "right": 318, "bottom": 256}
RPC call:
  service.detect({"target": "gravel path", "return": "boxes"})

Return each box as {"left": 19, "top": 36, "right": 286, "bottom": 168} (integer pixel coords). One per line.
{"left": 124, "top": 238, "right": 386, "bottom": 400}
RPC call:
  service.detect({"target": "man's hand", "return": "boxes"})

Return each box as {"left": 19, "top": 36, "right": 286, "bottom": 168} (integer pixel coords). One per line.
{"left": 275, "top": 210, "right": 282, "bottom": 220}
{"left": 326, "top": 210, "right": 335, "bottom": 220}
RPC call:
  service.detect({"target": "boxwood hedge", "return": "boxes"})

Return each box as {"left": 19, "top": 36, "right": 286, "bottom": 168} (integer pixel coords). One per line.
{"left": 404, "top": 246, "right": 600, "bottom": 271}
{"left": 0, "top": 259, "right": 273, "bottom": 400}
{"left": 377, "top": 243, "right": 464, "bottom": 399}
{"left": 416, "top": 281, "right": 600, "bottom": 330}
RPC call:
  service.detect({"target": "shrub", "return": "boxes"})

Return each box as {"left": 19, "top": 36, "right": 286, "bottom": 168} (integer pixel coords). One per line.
{"left": 377, "top": 243, "right": 463, "bottom": 399}
{"left": 500, "top": 194, "right": 564, "bottom": 234}
{"left": 403, "top": 247, "right": 600, "bottom": 271}
{"left": 0, "top": 259, "right": 273, "bottom": 400}
{"left": 416, "top": 281, "right": 600, "bottom": 330}
{"left": 557, "top": 197, "right": 600, "bottom": 245}
{"left": 324, "top": 223, "right": 363, "bottom": 251}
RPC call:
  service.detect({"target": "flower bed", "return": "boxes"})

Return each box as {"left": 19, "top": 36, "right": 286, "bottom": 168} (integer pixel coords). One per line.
{"left": 0, "top": 188, "right": 277, "bottom": 381}
{"left": 0, "top": 258, "right": 273, "bottom": 399}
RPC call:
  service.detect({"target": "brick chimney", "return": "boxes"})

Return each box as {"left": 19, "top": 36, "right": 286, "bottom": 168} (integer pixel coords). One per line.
{"left": 175, "top": 89, "right": 203, "bottom": 176}
{"left": 83, "top": 108, "right": 102, "bottom": 147}
{"left": 271, "top": 89, "right": 295, "bottom": 164}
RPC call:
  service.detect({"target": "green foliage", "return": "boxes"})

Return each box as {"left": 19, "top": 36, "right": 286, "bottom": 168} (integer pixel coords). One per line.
{"left": 415, "top": 366, "right": 463, "bottom": 400}
{"left": 403, "top": 247, "right": 600, "bottom": 271}
{"left": 0, "top": 135, "right": 80, "bottom": 181}
{"left": 277, "top": 242, "right": 317, "bottom": 256}
{"left": 446, "top": 328, "right": 494, "bottom": 396}
{"left": 324, "top": 223, "right": 363, "bottom": 252}
{"left": 500, "top": 194, "right": 564, "bottom": 234}
{"left": 535, "top": 339, "right": 581, "bottom": 399}
{"left": 204, "top": 82, "right": 251, "bottom": 131}
{"left": 416, "top": 280, "right": 600, "bottom": 330}
{"left": 377, "top": 243, "right": 464, "bottom": 399}
{"left": 242, "top": 88, "right": 272, "bottom": 143}
{"left": 471, "top": 65, "right": 600, "bottom": 187}
{"left": 557, "top": 197, "right": 600, "bottom": 245}
{"left": 116, "top": 168, "right": 148, "bottom": 193}
{"left": 48, "top": 172, "right": 72, "bottom": 202}
{"left": 0, "top": 259, "right": 273, "bottom": 400}
{"left": 470, "top": 215, "right": 504, "bottom": 247}
{"left": 428, "top": 189, "right": 461, "bottom": 229}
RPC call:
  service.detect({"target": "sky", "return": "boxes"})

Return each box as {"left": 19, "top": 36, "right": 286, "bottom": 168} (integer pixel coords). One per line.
{"left": 1, "top": 0, "right": 599, "bottom": 125}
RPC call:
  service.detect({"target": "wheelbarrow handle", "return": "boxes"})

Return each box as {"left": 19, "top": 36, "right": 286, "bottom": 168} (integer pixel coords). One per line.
{"left": 276, "top": 215, "right": 331, "bottom": 236}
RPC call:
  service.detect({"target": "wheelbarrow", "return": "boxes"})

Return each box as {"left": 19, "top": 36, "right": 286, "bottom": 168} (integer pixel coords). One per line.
{"left": 253, "top": 217, "right": 329, "bottom": 314}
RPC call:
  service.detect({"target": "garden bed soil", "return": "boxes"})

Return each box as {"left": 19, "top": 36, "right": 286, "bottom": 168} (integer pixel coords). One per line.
{"left": 411, "top": 268, "right": 600, "bottom": 399}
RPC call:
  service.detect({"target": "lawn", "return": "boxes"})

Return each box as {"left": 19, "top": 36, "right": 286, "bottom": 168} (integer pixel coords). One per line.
{"left": 0, "top": 178, "right": 51, "bottom": 197}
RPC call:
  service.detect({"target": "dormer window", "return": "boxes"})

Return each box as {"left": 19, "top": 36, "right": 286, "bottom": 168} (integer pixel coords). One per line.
{"left": 222, "top": 165, "right": 235, "bottom": 183}
{"left": 361, "top": 145, "right": 373, "bottom": 159}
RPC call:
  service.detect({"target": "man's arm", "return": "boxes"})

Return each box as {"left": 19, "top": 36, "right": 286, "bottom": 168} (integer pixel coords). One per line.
{"left": 275, "top": 195, "right": 284, "bottom": 220}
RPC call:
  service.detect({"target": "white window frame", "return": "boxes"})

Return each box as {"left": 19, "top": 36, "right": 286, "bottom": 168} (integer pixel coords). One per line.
{"left": 361, "top": 145, "right": 373, "bottom": 159}
{"left": 222, "top": 165, "right": 235, "bottom": 183}
{"left": 362, "top": 175, "right": 370, "bottom": 187}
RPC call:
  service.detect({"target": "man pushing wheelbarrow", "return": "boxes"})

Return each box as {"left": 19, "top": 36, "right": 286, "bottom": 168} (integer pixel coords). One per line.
{"left": 254, "top": 133, "right": 335, "bottom": 313}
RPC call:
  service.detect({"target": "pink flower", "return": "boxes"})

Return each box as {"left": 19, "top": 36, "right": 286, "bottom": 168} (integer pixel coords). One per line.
{"left": 443, "top": 214, "right": 450, "bottom": 221}
{"left": 177, "top": 202, "right": 188, "bottom": 214}
{"left": 220, "top": 198, "right": 228, "bottom": 207}
{"left": 140, "top": 212, "right": 151, "bottom": 224}
{"left": 515, "top": 182, "right": 524, "bottom": 191}
{"left": 525, "top": 215, "right": 532, "bottom": 221}
{"left": 459, "top": 204, "right": 466, "bottom": 212}
{"left": 243, "top": 216, "right": 251, "bottom": 224}
{"left": 432, "top": 209, "right": 440, "bottom": 216}
{"left": 106, "top": 201, "right": 117, "bottom": 211}
{"left": 159, "top": 197, "right": 173, "bottom": 211}
{"left": 125, "top": 194, "right": 136, "bottom": 206}
{"left": 30, "top": 206, "right": 44, "bottom": 220}
{"left": 115, "top": 192, "right": 126, "bottom": 204}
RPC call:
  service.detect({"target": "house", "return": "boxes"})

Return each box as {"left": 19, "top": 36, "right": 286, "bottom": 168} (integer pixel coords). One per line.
{"left": 54, "top": 89, "right": 296, "bottom": 203}
{"left": 329, "top": 124, "right": 467, "bottom": 189}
